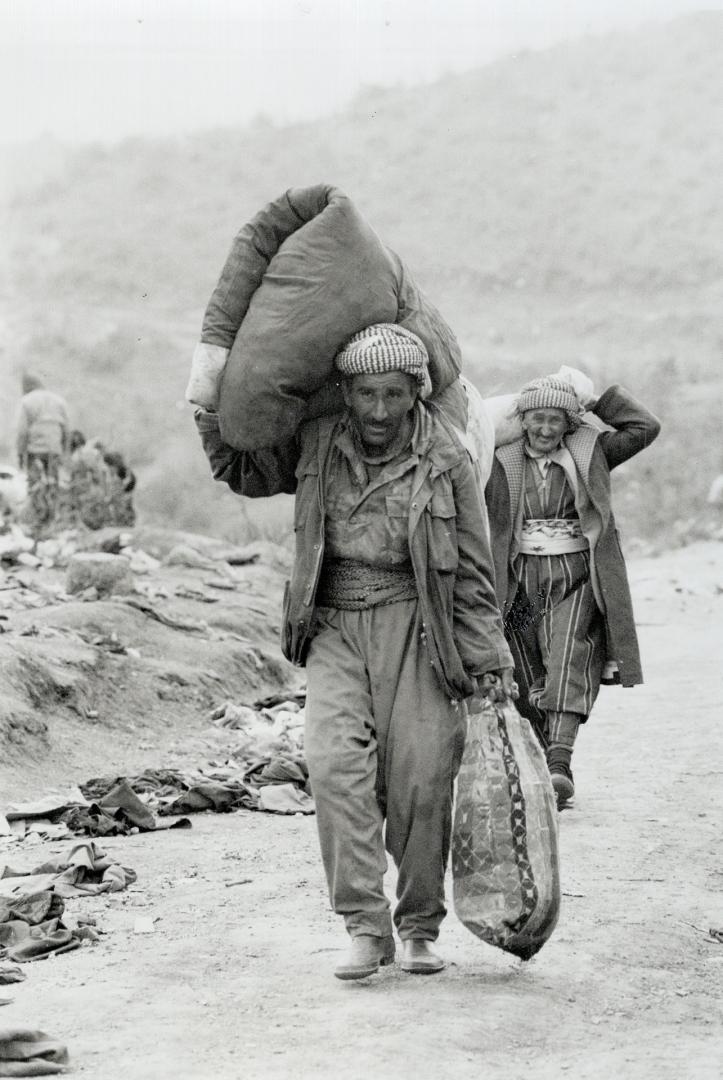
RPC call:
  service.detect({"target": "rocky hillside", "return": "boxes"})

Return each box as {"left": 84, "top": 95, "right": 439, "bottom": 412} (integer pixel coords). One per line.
{"left": 0, "top": 525, "right": 300, "bottom": 798}
{"left": 2, "top": 12, "right": 721, "bottom": 543}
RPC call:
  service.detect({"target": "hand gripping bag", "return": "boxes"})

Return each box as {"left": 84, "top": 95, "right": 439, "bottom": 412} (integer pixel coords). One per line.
{"left": 452, "top": 699, "right": 561, "bottom": 960}
{"left": 200, "top": 185, "right": 461, "bottom": 449}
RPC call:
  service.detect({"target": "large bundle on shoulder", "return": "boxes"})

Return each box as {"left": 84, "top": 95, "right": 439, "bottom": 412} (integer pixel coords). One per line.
{"left": 190, "top": 184, "right": 463, "bottom": 451}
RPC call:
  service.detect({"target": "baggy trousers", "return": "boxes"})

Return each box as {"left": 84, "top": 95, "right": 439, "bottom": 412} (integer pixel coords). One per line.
{"left": 305, "top": 598, "right": 465, "bottom": 941}
{"left": 506, "top": 551, "right": 605, "bottom": 736}
{"left": 26, "top": 453, "right": 61, "bottom": 534}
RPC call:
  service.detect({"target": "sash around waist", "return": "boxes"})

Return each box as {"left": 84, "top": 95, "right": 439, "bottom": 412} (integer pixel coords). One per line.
{"left": 519, "top": 518, "right": 590, "bottom": 556}
{"left": 316, "top": 558, "right": 418, "bottom": 610}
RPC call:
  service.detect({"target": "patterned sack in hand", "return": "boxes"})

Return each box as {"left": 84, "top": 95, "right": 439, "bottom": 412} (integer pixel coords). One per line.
{"left": 452, "top": 699, "right": 560, "bottom": 960}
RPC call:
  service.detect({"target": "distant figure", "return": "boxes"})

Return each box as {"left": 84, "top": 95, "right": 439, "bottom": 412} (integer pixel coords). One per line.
{"left": 63, "top": 434, "right": 110, "bottom": 530}
{"left": 102, "top": 450, "right": 137, "bottom": 526}
{"left": 486, "top": 374, "right": 661, "bottom": 808}
{"left": 15, "top": 373, "right": 70, "bottom": 534}
{"left": 63, "top": 432, "right": 137, "bottom": 530}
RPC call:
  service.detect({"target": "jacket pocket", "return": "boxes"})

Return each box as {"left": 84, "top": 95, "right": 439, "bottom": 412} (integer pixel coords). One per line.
{"left": 385, "top": 493, "right": 409, "bottom": 518}
{"left": 426, "top": 492, "right": 458, "bottom": 571}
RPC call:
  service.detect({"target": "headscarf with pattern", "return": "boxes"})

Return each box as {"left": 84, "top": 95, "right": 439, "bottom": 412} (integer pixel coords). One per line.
{"left": 334, "top": 324, "right": 431, "bottom": 397}
{"left": 516, "top": 376, "right": 585, "bottom": 430}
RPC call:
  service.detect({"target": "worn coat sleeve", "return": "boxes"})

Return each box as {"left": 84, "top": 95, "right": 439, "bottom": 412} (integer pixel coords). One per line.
{"left": 194, "top": 408, "right": 300, "bottom": 497}
{"left": 593, "top": 385, "right": 661, "bottom": 470}
{"left": 450, "top": 456, "right": 514, "bottom": 677}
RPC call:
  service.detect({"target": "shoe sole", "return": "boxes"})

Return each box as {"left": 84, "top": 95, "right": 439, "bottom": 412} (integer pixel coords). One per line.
{"left": 400, "top": 962, "right": 445, "bottom": 975}
{"left": 334, "top": 953, "right": 395, "bottom": 981}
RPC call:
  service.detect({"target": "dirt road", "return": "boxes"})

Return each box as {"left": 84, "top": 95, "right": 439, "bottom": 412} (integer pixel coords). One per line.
{"left": 2, "top": 542, "right": 722, "bottom": 1080}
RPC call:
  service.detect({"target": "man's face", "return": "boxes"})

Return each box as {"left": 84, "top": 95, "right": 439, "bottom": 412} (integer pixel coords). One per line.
{"left": 342, "top": 371, "right": 418, "bottom": 455}
{"left": 522, "top": 407, "right": 569, "bottom": 454}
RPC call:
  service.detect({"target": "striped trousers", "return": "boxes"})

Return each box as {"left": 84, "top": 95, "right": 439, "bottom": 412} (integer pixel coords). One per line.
{"left": 505, "top": 550, "right": 605, "bottom": 733}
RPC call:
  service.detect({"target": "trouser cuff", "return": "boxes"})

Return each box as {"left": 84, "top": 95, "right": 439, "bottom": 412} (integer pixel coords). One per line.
{"left": 344, "top": 913, "right": 394, "bottom": 939}
{"left": 395, "top": 916, "right": 443, "bottom": 942}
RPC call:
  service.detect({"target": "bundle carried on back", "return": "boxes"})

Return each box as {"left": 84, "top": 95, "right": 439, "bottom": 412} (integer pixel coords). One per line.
{"left": 188, "top": 184, "right": 462, "bottom": 450}
{"left": 452, "top": 698, "right": 561, "bottom": 960}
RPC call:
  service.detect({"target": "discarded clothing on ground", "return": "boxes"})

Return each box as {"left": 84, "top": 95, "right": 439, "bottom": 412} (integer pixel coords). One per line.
{"left": 245, "top": 757, "right": 309, "bottom": 790}
{"left": 0, "top": 968, "right": 25, "bottom": 987}
{"left": 0, "top": 1028, "right": 69, "bottom": 1076}
{"left": 63, "top": 778, "right": 192, "bottom": 837}
{"left": 452, "top": 699, "right": 561, "bottom": 960}
{"left": 1, "top": 788, "right": 85, "bottom": 842}
{"left": 3, "top": 735, "right": 315, "bottom": 846}
{"left": 81, "top": 759, "right": 315, "bottom": 819}
{"left": 209, "top": 699, "right": 306, "bottom": 758}
{"left": 256, "top": 784, "right": 313, "bottom": 815}
{"left": 0, "top": 840, "right": 135, "bottom": 901}
{"left": 4, "top": 781, "right": 191, "bottom": 842}
{"left": 0, "top": 841, "right": 134, "bottom": 965}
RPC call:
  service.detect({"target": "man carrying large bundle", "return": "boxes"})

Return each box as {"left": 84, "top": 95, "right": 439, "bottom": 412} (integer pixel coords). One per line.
{"left": 195, "top": 323, "right": 515, "bottom": 980}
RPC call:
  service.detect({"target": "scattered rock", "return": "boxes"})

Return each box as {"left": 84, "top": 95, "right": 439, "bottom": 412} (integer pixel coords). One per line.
{"left": 0, "top": 526, "right": 34, "bottom": 562}
{"left": 75, "top": 527, "right": 132, "bottom": 555}
{"left": 15, "top": 552, "right": 42, "bottom": 569}
{"left": 66, "top": 553, "right": 134, "bottom": 597}
{"left": 122, "top": 547, "right": 161, "bottom": 575}
{"left": 165, "top": 544, "right": 223, "bottom": 572}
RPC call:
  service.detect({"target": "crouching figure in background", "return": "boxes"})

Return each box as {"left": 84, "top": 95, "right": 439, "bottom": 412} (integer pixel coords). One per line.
{"left": 485, "top": 375, "right": 661, "bottom": 808}
{"left": 195, "top": 324, "right": 514, "bottom": 979}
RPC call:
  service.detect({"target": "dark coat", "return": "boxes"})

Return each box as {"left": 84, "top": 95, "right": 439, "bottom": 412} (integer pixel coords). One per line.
{"left": 196, "top": 404, "right": 512, "bottom": 700}
{"left": 485, "top": 385, "right": 661, "bottom": 687}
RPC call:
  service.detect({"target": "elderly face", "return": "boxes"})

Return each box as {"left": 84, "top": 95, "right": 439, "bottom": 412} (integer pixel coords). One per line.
{"left": 342, "top": 371, "right": 418, "bottom": 455}
{"left": 522, "top": 407, "right": 569, "bottom": 453}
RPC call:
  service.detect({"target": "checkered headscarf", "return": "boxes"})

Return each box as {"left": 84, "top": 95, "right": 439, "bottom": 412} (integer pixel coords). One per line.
{"left": 334, "top": 324, "right": 431, "bottom": 396}
{"left": 516, "top": 376, "right": 585, "bottom": 429}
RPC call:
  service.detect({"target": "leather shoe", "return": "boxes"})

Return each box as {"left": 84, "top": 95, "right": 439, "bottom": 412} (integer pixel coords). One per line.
{"left": 334, "top": 934, "right": 395, "bottom": 981}
{"left": 550, "top": 764, "right": 575, "bottom": 809}
{"left": 400, "top": 939, "right": 445, "bottom": 974}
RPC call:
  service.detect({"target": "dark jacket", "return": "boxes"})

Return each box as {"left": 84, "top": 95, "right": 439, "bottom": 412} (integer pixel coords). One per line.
{"left": 485, "top": 384, "right": 661, "bottom": 687}
{"left": 196, "top": 405, "right": 512, "bottom": 700}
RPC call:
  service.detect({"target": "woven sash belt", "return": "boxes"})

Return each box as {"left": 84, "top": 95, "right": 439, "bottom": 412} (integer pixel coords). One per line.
{"left": 519, "top": 518, "right": 590, "bottom": 556}
{"left": 317, "top": 558, "right": 418, "bottom": 610}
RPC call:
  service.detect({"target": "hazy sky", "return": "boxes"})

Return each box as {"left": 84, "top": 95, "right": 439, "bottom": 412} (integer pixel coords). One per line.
{"left": 1, "top": 0, "right": 718, "bottom": 144}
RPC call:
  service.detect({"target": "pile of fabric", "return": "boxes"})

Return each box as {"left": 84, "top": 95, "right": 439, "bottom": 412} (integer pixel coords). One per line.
{"left": 81, "top": 758, "right": 313, "bottom": 821}
{"left": 2, "top": 762, "right": 313, "bottom": 845}
{"left": 0, "top": 840, "right": 134, "bottom": 965}
{"left": 2, "top": 697, "right": 314, "bottom": 846}
{"left": 0, "top": 1028, "right": 69, "bottom": 1076}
